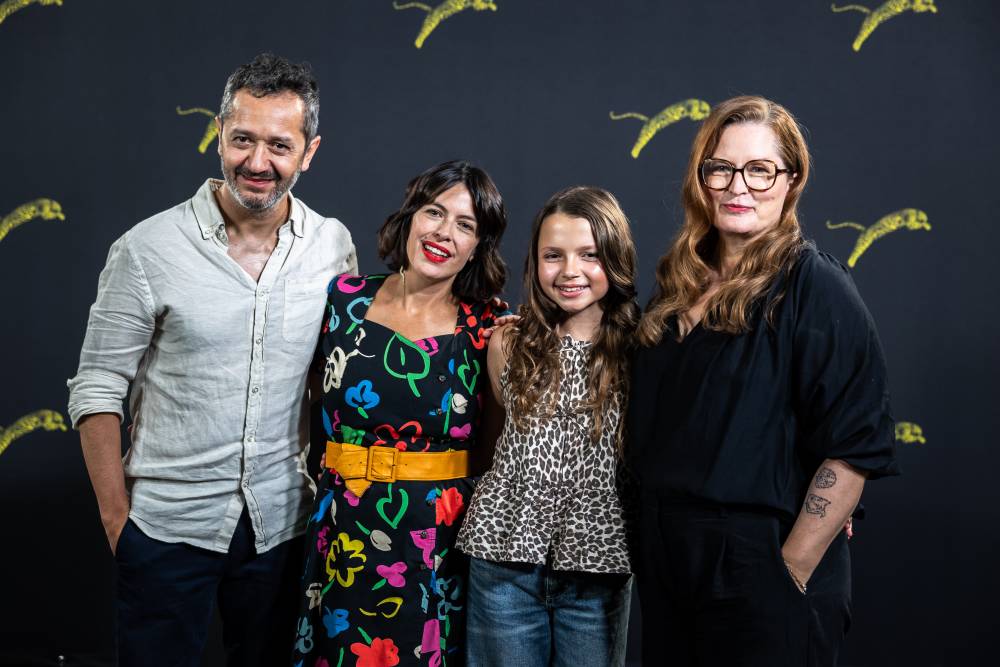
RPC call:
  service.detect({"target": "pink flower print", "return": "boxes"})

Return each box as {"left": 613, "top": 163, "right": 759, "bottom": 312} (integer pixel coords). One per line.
{"left": 410, "top": 528, "right": 437, "bottom": 570}
{"left": 448, "top": 423, "right": 472, "bottom": 440}
{"left": 420, "top": 619, "right": 442, "bottom": 667}
{"left": 345, "top": 489, "right": 360, "bottom": 507}
{"left": 416, "top": 337, "right": 440, "bottom": 356}
{"left": 316, "top": 526, "right": 331, "bottom": 554}
{"left": 375, "top": 561, "right": 408, "bottom": 588}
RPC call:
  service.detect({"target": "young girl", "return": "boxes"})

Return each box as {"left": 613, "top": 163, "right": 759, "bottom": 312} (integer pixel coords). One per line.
{"left": 455, "top": 186, "right": 639, "bottom": 667}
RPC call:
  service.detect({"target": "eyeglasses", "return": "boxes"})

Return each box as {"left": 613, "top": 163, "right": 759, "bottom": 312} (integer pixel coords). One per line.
{"left": 699, "top": 158, "right": 794, "bottom": 192}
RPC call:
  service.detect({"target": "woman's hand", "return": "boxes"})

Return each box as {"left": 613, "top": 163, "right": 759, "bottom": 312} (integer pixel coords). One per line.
{"left": 483, "top": 314, "right": 520, "bottom": 340}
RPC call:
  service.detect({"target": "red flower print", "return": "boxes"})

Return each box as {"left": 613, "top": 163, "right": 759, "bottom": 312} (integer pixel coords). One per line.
{"left": 351, "top": 637, "right": 400, "bottom": 667}
{"left": 435, "top": 487, "right": 465, "bottom": 526}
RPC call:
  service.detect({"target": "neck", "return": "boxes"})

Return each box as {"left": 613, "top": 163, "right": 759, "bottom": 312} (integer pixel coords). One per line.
{"left": 715, "top": 230, "right": 760, "bottom": 280}
{"left": 215, "top": 185, "right": 289, "bottom": 240}
{"left": 394, "top": 269, "right": 457, "bottom": 311}
{"left": 556, "top": 305, "right": 603, "bottom": 342}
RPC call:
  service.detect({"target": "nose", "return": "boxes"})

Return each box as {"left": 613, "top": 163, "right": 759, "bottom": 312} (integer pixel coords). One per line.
{"left": 246, "top": 143, "right": 269, "bottom": 174}
{"left": 727, "top": 168, "right": 749, "bottom": 195}
{"left": 562, "top": 255, "right": 581, "bottom": 278}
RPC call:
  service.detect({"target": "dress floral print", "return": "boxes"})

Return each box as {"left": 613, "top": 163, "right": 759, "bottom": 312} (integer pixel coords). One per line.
{"left": 294, "top": 274, "right": 497, "bottom": 667}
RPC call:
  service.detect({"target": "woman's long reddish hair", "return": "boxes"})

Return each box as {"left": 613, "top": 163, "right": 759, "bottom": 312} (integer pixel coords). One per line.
{"left": 637, "top": 95, "right": 811, "bottom": 345}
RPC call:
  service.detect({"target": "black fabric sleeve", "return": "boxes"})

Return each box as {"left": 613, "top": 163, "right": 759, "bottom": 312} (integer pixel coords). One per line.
{"left": 790, "top": 252, "right": 900, "bottom": 479}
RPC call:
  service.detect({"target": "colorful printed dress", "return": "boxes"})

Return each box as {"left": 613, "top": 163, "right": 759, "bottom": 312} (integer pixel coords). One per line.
{"left": 294, "top": 274, "right": 497, "bottom": 667}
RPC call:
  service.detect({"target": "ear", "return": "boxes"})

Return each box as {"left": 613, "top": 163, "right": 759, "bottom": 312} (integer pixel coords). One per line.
{"left": 300, "top": 135, "right": 322, "bottom": 172}
{"left": 214, "top": 116, "right": 223, "bottom": 156}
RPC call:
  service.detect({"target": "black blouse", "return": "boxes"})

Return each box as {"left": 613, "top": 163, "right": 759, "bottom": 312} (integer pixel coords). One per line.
{"left": 627, "top": 244, "right": 900, "bottom": 519}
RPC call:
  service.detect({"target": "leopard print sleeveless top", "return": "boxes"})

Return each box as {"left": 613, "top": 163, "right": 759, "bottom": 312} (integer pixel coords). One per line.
{"left": 456, "top": 336, "right": 631, "bottom": 573}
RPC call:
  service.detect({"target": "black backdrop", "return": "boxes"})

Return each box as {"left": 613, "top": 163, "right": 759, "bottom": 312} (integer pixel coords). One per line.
{"left": 1, "top": 1, "right": 996, "bottom": 665}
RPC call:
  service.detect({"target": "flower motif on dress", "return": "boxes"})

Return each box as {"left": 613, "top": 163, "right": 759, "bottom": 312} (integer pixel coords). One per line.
{"left": 322, "top": 607, "right": 350, "bottom": 638}
{"left": 351, "top": 637, "right": 401, "bottom": 667}
{"left": 345, "top": 379, "right": 380, "bottom": 419}
{"left": 294, "top": 616, "right": 314, "bottom": 654}
{"left": 316, "top": 526, "right": 331, "bottom": 554}
{"left": 325, "top": 532, "right": 367, "bottom": 588}
{"left": 375, "top": 561, "right": 408, "bottom": 588}
{"left": 435, "top": 487, "right": 465, "bottom": 526}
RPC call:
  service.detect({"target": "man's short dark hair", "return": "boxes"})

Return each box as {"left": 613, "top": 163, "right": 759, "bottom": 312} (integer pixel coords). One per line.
{"left": 219, "top": 53, "right": 319, "bottom": 143}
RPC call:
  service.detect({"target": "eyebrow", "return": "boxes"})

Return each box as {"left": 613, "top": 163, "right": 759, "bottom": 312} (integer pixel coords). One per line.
{"left": 540, "top": 245, "right": 598, "bottom": 252}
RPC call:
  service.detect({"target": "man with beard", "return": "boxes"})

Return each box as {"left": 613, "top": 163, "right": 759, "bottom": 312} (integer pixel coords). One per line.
{"left": 67, "top": 53, "right": 356, "bottom": 666}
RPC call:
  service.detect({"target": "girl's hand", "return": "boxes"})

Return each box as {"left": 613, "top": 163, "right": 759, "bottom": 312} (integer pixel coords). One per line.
{"left": 317, "top": 452, "right": 326, "bottom": 480}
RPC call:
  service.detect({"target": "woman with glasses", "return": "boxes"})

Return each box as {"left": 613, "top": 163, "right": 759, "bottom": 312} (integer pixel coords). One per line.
{"left": 627, "top": 96, "right": 899, "bottom": 666}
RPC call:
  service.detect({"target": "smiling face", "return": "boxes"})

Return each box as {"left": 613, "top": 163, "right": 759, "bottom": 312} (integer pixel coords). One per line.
{"left": 706, "top": 122, "right": 793, "bottom": 242}
{"left": 217, "top": 89, "right": 320, "bottom": 212}
{"left": 537, "top": 212, "right": 609, "bottom": 320}
{"left": 404, "top": 183, "right": 480, "bottom": 283}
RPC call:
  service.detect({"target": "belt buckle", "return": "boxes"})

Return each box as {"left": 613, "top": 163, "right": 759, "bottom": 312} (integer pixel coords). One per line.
{"left": 366, "top": 447, "right": 398, "bottom": 484}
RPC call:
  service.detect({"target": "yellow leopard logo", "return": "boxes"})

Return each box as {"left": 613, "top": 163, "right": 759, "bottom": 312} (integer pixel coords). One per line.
{"left": 0, "top": 0, "right": 62, "bottom": 28}
{"left": 610, "top": 99, "right": 711, "bottom": 158}
{"left": 895, "top": 421, "right": 926, "bottom": 444}
{"left": 393, "top": 0, "right": 497, "bottom": 49}
{"left": 831, "top": 0, "right": 938, "bottom": 52}
{"left": 0, "top": 410, "right": 67, "bottom": 457}
{"left": 0, "top": 198, "right": 65, "bottom": 244}
{"left": 826, "top": 208, "right": 930, "bottom": 267}
{"left": 176, "top": 106, "right": 218, "bottom": 154}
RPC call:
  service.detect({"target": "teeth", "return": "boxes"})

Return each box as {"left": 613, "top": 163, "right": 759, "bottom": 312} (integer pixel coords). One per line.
{"left": 423, "top": 243, "right": 449, "bottom": 257}
{"left": 559, "top": 286, "right": 586, "bottom": 292}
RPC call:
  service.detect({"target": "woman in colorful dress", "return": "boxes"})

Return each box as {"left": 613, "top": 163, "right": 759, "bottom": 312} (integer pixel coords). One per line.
{"left": 293, "top": 160, "right": 508, "bottom": 667}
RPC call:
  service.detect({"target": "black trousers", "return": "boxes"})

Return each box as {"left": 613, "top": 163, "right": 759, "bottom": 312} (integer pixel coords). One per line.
{"left": 636, "top": 498, "right": 851, "bottom": 667}
{"left": 114, "top": 508, "right": 303, "bottom": 667}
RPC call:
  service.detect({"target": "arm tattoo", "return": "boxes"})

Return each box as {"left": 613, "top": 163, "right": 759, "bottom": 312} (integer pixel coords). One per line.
{"left": 805, "top": 494, "right": 831, "bottom": 518}
{"left": 814, "top": 467, "right": 837, "bottom": 489}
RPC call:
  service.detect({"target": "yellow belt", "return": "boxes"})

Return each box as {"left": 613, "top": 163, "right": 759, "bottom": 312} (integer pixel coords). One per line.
{"left": 325, "top": 441, "right": 471, "bottom": 497}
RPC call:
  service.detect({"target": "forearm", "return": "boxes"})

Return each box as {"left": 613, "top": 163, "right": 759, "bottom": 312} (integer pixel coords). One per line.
{"left": 78, "top": 413, "right": 130, "bottom": 527}
{"left": 782, "top": 458, "right": 866, "bottom": 584}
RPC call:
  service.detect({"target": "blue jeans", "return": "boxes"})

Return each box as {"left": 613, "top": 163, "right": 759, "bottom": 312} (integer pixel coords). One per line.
{"left": 114, "top": 509, "right": 302, "bottom": 667}
{"left": 465, "top": 557, "right": 632, "bottom": 667}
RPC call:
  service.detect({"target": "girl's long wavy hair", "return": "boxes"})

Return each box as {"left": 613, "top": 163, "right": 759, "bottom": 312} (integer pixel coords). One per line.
{"left": 505, "top": 186, "right": 640, "bottom": 447}
{"left": 637, "top": 96, "right": 811, "bottom": 346}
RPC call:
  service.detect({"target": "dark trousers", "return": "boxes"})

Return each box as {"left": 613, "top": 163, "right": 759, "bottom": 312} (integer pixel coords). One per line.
{"left": 114, "top": 509, "right": 303, "bottom": 667}
{"left": 636, "top": 499, "right": 851, "bottom": 667}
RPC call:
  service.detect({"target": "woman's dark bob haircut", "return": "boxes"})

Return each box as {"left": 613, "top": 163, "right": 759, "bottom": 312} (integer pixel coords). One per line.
{"left": 377, "top": 160, "right": 508, "bottom": 303}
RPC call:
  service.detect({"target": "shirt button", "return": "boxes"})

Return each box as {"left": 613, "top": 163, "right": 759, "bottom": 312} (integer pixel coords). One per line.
{"left": 420, "top": 530, "right": 428, "bottom": 539}
{"left": 215, "top": 228, "right": 227, "bottom": 242}
{"left": 437, "top": 374, "right": 447, "bottom": 382}
{"left": 242, "top": 481, "right": 249, "bottom": 488}
{"left": 435, "top": 408, "right": 443, "bottom": 415}
{"left": 255, "top": 337, "right": 262, "bottom": 345}
{"left": 251, "top": 386, "right": 260, "bottom": 394}
{"left": 247, "top": 435, "right": 255, "bottom": 442}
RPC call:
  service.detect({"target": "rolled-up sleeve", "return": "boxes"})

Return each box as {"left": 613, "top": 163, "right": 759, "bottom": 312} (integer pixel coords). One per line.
{"left": 67, "top": 234, "right": 156, "bottom": 428}
{"left": 791, "top": 253, "right": 900, "bottom": 479}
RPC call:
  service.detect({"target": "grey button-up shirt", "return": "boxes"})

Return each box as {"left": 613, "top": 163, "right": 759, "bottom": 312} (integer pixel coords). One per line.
{"left": 68, "top": 179, "right": 357, "bottom": 553}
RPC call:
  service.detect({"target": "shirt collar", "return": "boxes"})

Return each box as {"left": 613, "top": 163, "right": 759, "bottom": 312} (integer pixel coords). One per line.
{"left": 192, "top": 178, "right": 304, "bottom": 240}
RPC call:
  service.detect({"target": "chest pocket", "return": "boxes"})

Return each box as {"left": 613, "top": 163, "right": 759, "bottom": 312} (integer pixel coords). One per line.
{"left": 282, "top": 276, "right": 330, "bottom": 343}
